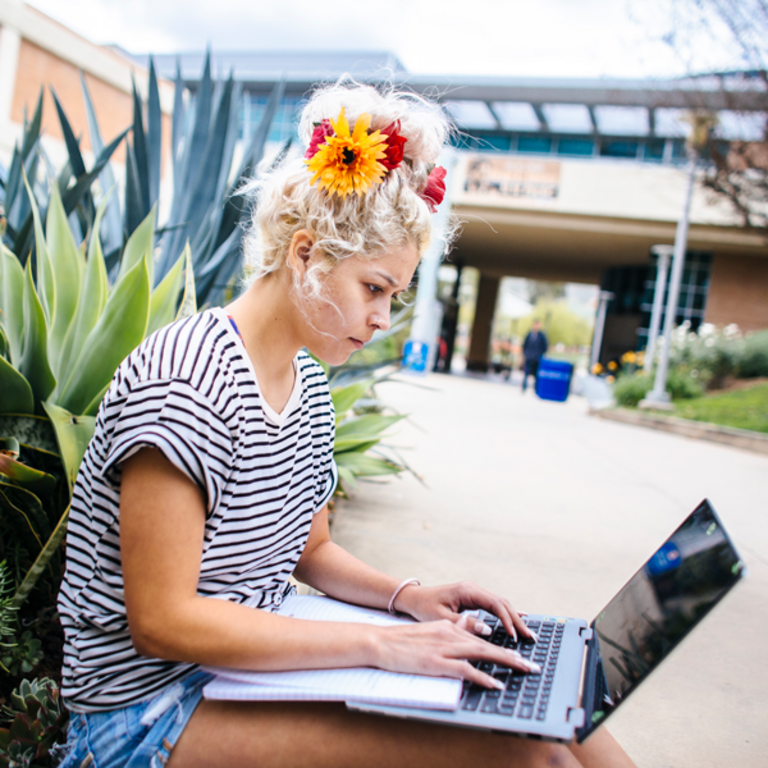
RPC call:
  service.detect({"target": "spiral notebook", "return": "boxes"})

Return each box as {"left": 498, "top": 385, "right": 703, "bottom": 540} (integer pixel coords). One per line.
{"left": 203, "top": 595, "right": 462, "bottom": 710}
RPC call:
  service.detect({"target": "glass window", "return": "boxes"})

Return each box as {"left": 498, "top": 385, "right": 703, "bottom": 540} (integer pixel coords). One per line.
{"left": 475, "top": 134, "right": 512, "bottom": 152}
{"left": 517, "top": 135, "right": 552, "bottom": 154}
{"left": 600, "top": 140, "right": 639, "bottom": 158}
{"left": 672, "top": 140, "right": 687, "bottom": 159}
{"left": 450, "top": 134, "right": 476, "bottom": 150}
{"left": 644, "top": 140, "right": 665, "bottom": 161}
{"left": 557, "top": 138, "right": 594, "bottom": 156}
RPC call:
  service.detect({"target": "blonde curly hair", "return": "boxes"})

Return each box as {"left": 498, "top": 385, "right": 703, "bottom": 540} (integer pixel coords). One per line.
{"left": 241, "top": 80, "right": 452, "bottom": 299}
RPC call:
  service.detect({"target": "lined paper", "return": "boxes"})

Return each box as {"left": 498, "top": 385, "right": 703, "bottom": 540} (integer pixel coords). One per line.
{"left": 203, "top": 595, "right": 462, "bottom": 710}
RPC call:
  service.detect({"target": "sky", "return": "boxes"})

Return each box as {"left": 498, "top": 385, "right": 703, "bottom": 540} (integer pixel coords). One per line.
{"left": 26, "top": 0, "right": 750, "bottom": 81}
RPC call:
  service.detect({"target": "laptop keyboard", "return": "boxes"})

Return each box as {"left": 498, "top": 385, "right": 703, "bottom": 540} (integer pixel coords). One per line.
{"left": 460, "top": 618, "right": 564, "bottom": 721}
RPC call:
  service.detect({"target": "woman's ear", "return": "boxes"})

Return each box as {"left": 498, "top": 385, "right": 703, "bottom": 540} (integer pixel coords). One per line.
{"left": 286, "top": 230, "right": 315, "bottom": 277}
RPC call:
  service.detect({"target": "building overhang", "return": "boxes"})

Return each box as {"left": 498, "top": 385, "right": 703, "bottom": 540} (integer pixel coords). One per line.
{"left": 450, "top": 205, "right": 768, "bottom": 283}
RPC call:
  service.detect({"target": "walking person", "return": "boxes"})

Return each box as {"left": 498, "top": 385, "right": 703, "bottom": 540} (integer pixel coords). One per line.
{"left": 521, "top": 320, "right": 548, "bottom": 393}
{"left": 56, "top": 82, "right": 635, "bottom": 768}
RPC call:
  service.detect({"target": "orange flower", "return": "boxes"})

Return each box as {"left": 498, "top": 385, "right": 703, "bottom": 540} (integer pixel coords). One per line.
{"left": 305, "top": 108, "right": 389, "bottom": 198}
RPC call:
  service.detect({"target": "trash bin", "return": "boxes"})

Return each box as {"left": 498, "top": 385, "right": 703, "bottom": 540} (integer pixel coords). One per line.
{"left": 535, "top": 358, "right": 574, "bottom": 402}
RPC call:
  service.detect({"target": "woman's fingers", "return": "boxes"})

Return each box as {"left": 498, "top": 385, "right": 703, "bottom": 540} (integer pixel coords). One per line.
{"left": 388, "top": 620, "right": 541, "bottom": 682}
{"left": 455, "top": 610, "right": 492, "bottom": 637}
{"left": 475, "top": 593, "right": 532, "bottom": 643}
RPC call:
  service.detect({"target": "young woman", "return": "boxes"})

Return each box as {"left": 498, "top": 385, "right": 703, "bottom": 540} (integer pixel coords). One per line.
{"left": 57, "top": 83, "right": 636, "bottom": 768}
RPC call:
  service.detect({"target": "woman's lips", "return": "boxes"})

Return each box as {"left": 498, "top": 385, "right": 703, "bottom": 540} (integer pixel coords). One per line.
{"left": 350, "top": 338, "right": 366, "bottom": 350}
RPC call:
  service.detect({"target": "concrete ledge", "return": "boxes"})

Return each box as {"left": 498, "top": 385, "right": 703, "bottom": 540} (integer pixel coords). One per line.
{"left": 589, "top": 407, "right": 768, "bottom": 456}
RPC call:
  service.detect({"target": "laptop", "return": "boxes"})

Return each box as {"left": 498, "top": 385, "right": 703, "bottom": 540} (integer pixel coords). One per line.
{"left": 348, "top": 499, "right": 745, "bottom": 743}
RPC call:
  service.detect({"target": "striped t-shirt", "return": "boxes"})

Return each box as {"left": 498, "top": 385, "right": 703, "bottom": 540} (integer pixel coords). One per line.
{"left": 57, "top": 307, "right": 337, "bottom": 712}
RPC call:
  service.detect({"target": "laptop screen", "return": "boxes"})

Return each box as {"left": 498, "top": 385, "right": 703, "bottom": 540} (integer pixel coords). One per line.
{"left": 577, "top": 499, "right": 744, "bottom": 742}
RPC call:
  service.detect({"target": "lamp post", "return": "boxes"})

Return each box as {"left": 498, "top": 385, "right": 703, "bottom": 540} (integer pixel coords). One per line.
{"left": 643, "top": 245, "right": 674, "bottom": 373}
{"left": 590, "top": 290, "right": 614, "bottom": 372}
{"left": 402, "top": 150, "right": 455, "bottom": 374}
{"left": 640, "top": 113, "right": 716, "bottom": 409}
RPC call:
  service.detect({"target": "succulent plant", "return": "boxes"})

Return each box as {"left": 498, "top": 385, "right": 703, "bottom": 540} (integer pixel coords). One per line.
{"left": 0, "top": 678, "right": 68, "bottom": 768}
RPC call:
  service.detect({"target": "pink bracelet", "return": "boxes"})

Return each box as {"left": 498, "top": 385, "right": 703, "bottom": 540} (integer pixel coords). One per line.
{"left": 388, "top": 578, "right": 421, "bottom": 615}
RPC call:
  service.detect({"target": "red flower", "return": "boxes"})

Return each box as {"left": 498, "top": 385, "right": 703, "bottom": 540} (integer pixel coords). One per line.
{"left": 419, "top": 166, "right": 447, "bottom": 212}
{"left": 305, "top": 120, "right": 334, "bottom": 159}
{"left": 379, "top": 121, "right": 407, "bottom": 171}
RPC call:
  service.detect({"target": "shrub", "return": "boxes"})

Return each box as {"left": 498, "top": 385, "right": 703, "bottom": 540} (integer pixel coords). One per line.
{"left": 666, "top": 369, "right": 704, "bottom": 400}
{"left": 613, "top": 373, "right": 653, "bottom": 407}
{"left": 612, "top": 369, "right": 703, "bottom": 407}
{"left": 668, "top": 322, "right": 742, "bottom": 390}
{"left": 739, "top": 329, "right": 768, "bottom": 378}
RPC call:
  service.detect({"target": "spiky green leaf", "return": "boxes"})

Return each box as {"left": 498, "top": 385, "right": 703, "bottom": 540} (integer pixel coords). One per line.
{"left": 52, "top": 195, "right": 110, "bottom": 400}
{"left": 334, "top": 452, "right": 403, "bottom": 478}
{"left": 147, "top": 249, "right": 185, "bottom": 336}
{"left": 1, "top": 245, "right": 25, "bottom": 365}
{"left": 22, "top": 171, "right": 54, "bottom": 326}
{"left": 42, "top": 402, "right": 95, "bottom": 488}
{"left": 331, "top": 380, "right": 372, "bottom": 422}
{"left": 45, "top": 184, "right": 83, "bottom": 379}
{"left": 80, "top": 72, "right": 123, "bottom": 254}
{"left": 0, "top": 454, "right": 56, "bottom": 495}
{"left": 18, "top": 261, "right": 55, "bottom": 406}
{"left": 117, "top": 207, "right": 155, "bottom": 286}
{"left": 175, "top": 243, "right": 197, "bottom": 320}
{"left": 335, "top": 414, "right": 405, "bottom": 439}
{"left": 0, "top": 357, "right": 34, "bottom": 415}
{"left": 57, "top": 257, "right": 150, "bottom": 415}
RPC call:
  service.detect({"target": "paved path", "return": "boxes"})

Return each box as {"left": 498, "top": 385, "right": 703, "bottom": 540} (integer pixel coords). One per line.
{"left": 330, "top": 372, "right": 768, "bottom": 768}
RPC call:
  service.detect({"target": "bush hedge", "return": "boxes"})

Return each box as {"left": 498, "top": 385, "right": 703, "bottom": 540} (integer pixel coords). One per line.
{"left": 613, "top": 370, "right": 703, "bottom": 408}
{"left": 739, "top": 330, "right": 768, "bottom": 378}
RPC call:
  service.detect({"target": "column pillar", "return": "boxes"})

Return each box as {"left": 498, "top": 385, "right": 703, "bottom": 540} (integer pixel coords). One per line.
{"left": 466, "top": 273, "right": 500, "bottom": 373}
{"left": 438, "top": 262, "right": 463, "bottom": 374}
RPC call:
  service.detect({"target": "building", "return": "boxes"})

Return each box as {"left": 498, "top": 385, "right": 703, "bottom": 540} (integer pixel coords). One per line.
{"left": 3, "top": 17, "right": 766, "bottom": 368}
{"left": 141, "top": 51, "right": 768, "bottom": 369}
{"left": 0, "top": 0, "right": 173, "bottom": 180}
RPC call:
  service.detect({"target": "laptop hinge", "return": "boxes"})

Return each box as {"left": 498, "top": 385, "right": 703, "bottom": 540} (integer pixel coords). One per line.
{"left": 567, "top": 707, "right": 586, "bottom": 729}
{"left": 576, "top": 627, "right": 593, "bottom": 709}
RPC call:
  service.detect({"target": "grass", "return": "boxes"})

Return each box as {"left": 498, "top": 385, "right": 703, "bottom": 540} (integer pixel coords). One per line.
{"left": 674, "top": 382, "right": 768, "bottom": 434}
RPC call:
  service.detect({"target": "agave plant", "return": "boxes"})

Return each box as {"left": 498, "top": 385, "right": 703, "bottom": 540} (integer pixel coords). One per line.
{"left": 0, "top": 89, "right": 128, "bottom": 265}
{"left": 331, "top": 377, "right": 409, "bottom": 497}
{"left": 2, "top": 51, "right": 283, "bottom": 309}
{"left": 0, "top": 177, "right": 195, "bottom": 612}
{"left": 80, "top": 52, "right": 285, "bottom": 305}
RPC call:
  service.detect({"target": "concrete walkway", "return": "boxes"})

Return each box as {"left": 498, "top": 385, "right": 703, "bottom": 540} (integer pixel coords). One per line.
{"left": 330, "top": 372, "right": 768, "bottom": 768}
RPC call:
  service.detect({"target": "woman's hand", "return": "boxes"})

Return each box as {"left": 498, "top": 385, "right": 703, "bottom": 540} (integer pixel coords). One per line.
{"left": 370, "top": 616, "right": 539, "bottom": 690}
{"left": 392, "top": 580, "right": 534, "bottom": 644}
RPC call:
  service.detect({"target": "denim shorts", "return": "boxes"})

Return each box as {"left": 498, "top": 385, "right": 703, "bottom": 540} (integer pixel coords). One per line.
{"left": 57, "top": 669, "right": 212, "bottom": 768}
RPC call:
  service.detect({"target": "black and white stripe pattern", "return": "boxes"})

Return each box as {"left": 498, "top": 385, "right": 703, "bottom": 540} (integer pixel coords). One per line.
{"left": 58, "top": 308, "right": 337, "bottom": 712}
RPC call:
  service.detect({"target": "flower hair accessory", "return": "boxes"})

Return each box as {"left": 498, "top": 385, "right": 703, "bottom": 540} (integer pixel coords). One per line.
{"left": 305, "top": 108, "right": 407, "bottom": 199}
{"left": 419, "top": 166, "right": 447, "bottom": 213}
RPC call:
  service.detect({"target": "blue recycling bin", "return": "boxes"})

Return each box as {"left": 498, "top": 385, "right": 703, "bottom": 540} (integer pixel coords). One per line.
{"left": 535, "top": 358, "right": 574, "bottom": 402}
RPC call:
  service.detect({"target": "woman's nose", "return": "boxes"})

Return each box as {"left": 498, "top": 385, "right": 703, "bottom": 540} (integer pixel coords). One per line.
{"left": 370, "top": 309, "right": 390, "bottom": 332}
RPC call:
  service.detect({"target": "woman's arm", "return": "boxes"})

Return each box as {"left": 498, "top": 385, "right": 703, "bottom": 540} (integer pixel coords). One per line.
{"left": 294, "top": 492, "right": 533, "bottom": 643}
{"left": 120, "top": 447, "right": 534, "bottom": 685}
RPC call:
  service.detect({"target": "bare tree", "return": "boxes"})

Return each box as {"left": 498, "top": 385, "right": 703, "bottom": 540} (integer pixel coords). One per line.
{"left": 638, "top": 0, "right": 768, "bottom": 231}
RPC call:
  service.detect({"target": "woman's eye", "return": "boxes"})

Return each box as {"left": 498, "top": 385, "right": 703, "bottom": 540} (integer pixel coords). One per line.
{"left": 367, "top": 284, "right": 383, "bottom": 295}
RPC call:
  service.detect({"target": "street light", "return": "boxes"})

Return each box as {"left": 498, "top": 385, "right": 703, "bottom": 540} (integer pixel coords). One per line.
{"left": 640, "top": 113, "right": 717, "bottom": 410}
{"left": 643, "top": 245, "right": 674, "bottom": 373}
{"left": 590, "top": 290, "right": 614, "bottom": 372}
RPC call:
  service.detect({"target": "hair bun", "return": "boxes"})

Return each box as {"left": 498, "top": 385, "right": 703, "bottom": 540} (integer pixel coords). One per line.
{"left": 299, "top": 80, "right": 449, "bottom": 192}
